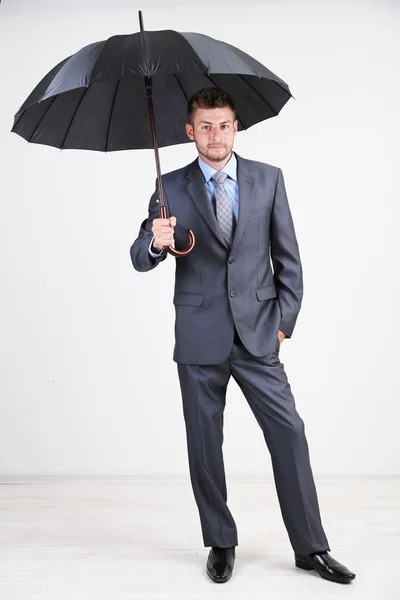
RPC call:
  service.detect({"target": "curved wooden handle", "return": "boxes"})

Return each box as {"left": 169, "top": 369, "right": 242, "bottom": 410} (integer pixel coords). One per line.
{"left": 166, "top": 229, "right": 196, "bottom": 257}
{"left": 159, "top": 205, "right": 196, "bottom": 257}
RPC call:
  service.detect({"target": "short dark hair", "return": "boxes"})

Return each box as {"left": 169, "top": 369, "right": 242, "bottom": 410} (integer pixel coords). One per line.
{"left": 187, "top": 87, "right": 236, "bottom": 124}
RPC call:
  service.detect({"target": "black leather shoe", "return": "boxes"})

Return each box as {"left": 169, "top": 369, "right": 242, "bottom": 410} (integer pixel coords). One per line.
{"left": 295, "top": 551, "right": 356, "bottom": 584}
{"left": 206, "top": 547, "right": 235, "bottom": 583}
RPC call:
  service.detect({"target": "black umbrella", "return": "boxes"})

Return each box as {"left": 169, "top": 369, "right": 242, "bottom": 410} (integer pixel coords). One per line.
{"left": 12, "top": 11, "right": 293, "bottom": 257}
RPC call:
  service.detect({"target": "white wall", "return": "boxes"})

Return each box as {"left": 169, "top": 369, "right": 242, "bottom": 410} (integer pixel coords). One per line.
{"left": 0, "top": 0, "right": 399, "bottom": 482}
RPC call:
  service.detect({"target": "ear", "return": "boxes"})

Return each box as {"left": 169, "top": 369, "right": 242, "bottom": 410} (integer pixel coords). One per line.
{"left": 185, "top": 122, "right": 194, "bottom": 141}
{"left": 233, "top": 119, "right": 238, "bottom": 135}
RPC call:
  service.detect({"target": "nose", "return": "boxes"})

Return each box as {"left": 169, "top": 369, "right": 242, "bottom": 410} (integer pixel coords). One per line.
{"left": 211, "top": 132, "right": 223, "bottom": 143}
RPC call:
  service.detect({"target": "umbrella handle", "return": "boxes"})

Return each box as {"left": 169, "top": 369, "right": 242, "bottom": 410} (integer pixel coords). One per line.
{"left": 166, "top": 230, "right": 196, "bottom": 257}
{"left": 159, "top": 204, "right": 196, "bottom": 257}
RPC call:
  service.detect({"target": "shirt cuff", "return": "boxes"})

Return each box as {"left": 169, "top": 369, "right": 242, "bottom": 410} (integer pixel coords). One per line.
{"left": 148, "top": 236, "right": 165, "bottom": 258}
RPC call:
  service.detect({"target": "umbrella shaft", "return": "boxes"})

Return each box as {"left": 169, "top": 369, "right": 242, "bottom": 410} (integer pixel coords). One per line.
{"left": 145, "top": 76, "right": 165, "bottom": 209}
{"left": 139, "top": 11, "right": 165, "bottom": 214}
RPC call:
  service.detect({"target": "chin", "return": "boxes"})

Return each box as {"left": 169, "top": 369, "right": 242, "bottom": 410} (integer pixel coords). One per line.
{"left": 208, "top": 150, "right": 229, "bottom": 161}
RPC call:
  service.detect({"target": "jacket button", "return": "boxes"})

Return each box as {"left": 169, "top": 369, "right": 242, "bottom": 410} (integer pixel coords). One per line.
{"left": 228, "top": 257, "right": 234, "bottom": 264}
{"left": 230, "top": 290, "right": 236, "bottom": 298}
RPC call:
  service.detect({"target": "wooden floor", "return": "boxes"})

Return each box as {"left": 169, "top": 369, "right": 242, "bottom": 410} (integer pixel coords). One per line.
{"left": 0, "top": 481, "right": 399, "bottom": 599}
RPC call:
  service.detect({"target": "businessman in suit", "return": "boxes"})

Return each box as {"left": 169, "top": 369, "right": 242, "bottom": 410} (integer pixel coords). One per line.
{"left": 130, "top": 87, "right": 355, "bottom": 585}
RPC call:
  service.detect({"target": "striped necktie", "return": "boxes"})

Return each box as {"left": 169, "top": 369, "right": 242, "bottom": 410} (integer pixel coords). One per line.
{"left": 211, "top": 171, "right": 233, "bottom": 248}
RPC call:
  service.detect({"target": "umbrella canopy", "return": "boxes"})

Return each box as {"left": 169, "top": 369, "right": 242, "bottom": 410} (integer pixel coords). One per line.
{"left": 12, "top": 29, "right": 293, "bottom": 151}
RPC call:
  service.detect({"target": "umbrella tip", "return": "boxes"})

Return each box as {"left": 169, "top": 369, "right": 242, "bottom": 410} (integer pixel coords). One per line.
{"left": 138, "top": 10, "right": 144, "bottom": 32}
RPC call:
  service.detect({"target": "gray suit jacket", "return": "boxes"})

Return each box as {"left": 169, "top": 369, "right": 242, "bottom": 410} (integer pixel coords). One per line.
{"left": 130, "top": 152, "right": 303, "bottom": 364}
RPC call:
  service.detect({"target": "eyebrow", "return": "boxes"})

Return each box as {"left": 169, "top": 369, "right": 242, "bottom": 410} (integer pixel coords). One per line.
{"left": 199, "top": 120, "right": 231, "bottom": 125}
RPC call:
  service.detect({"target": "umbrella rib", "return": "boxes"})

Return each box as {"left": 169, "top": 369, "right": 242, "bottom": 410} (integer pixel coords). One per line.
{"left": 267, "top": 78, "right": 294, "bottom": 100}
{"left": 105, "top": 79, "right": 121, "bottom": 152}
{"left": 204, "top": 73, "right": 247, "bottom": 131}
{"left": 61, "top": 86, "right": 90, "bottom": 150}
{"left": 173, "top": 73, "right": 189, "bottom": 104}
{"left": 237, "top": 74, "right": 278, "bottom": 117}
{"left": 27, "top": 95, "right": 58, "bottom": 143}
{"left": 12, "top": 109, "right": 26, "bottom": 130}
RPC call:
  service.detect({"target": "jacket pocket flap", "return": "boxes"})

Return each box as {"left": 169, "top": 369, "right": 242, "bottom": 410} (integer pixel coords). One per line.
{"left": 173, "top": 293, "right": 204, "bottom": 306}
{"left": 256, "top": 285, "right": 277, "bottom": 301}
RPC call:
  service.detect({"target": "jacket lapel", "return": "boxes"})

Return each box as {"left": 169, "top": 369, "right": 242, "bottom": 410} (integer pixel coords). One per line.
{"left": 184, "top": 152, "right": 256, "bottom": 252}
{"left": 231, "top": 154, "right": 256, "bottom": 253}
{"left": 185, "top": 158, "right": 229, "bottom": 250}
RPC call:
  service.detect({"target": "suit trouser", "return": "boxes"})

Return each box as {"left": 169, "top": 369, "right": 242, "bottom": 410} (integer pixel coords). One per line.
{"left": 177, "top": 328, "right": 330, "bottom": 555}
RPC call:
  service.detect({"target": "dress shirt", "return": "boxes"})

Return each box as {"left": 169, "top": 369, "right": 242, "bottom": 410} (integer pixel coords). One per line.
{"left": 148, "top": 152, "right": 239, "bottom": 258}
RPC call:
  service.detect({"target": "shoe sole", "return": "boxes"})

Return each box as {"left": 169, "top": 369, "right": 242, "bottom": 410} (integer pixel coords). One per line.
{"left": 295, "top": 558, "right": 355, "bottom": 584}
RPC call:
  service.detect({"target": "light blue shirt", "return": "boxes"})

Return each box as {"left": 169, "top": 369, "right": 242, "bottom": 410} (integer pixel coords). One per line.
{"left": 148, "top": 152, "right": 239, "bottom": 258}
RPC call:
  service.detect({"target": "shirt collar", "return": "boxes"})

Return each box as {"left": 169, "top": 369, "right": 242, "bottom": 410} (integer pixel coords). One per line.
{"left": 197, "top": 152, "right": 238, "bottom": 183}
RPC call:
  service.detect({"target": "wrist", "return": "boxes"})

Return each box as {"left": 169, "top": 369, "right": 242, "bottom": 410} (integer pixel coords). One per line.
{"left": 151, "top": 242, "right": 164, "bottom": 253}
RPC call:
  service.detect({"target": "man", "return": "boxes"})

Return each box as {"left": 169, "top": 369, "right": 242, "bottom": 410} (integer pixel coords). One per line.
{"left": 130, "top": 87, "right": 355, "bottom": 585}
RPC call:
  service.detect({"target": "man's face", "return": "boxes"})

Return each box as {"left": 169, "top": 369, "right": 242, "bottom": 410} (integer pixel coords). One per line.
{"left": 185, "top": 106, "right": 238, "bottom": 164}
